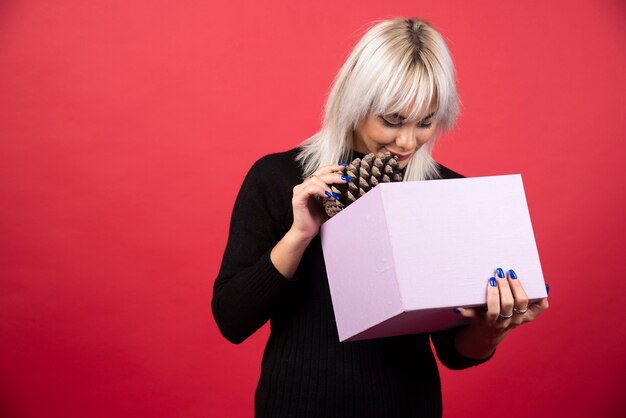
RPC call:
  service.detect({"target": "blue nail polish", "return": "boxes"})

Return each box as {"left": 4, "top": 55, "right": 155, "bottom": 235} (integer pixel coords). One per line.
{"left": 331, "top": 192, "right": 341, "bottom": 201}
{"left": 339, "top": 162, "right": 349, "bottom": 166}
{"left": 341, "top": 175, "right": 352, "bottom": 182}
{"left": 489, "top": 277, "right": 497, "bottom": 287}
{"left": 508, "top": 269, "right": 517, "bottom": 279}
{"left": 324, "top": 191, "right": 333, "bottom": 199}
{"left": 546, "top": 283, "right": 550, "bottom": 295}
{"left": 453, "top": 308, "right": 461, "bottom": 314}
{"left": 496, "top": 268, "right": 505, "bottom": 278}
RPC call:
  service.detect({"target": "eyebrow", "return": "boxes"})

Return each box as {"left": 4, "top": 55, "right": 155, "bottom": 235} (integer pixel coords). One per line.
{"left": 391, "top": 111, "right": 437, "bottom": 121}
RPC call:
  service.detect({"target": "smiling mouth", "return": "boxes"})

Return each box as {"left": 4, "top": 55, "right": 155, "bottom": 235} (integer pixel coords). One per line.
{"left": 390, "top": 152, "right": 412, "bottom": 160}
{"left": 383, "top": 148, "right": 411, "bottom": 160}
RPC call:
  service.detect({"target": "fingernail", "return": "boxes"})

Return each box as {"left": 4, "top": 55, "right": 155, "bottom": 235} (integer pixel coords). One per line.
{"left": 341, "top": 175, "right": 352, "bottom": 182}
{"left": 453, "top": 308, "right": 462, "bottom": 314}
{"left": 331, "top": 192, "right": 341, "bottom": 201}
{"left": 489, "top": 277, "right": 497, "bottom": 287}
{"left": 508, "top": 269, "right": 517, "bottom": 279}
{"left": 339, "top": 162, "right": 348, "bottom": 166}
{"left": 496, "top": 268, "right": 505, "bottom": 279}
{"left": 324, "top": 191, "right": 334, "bottom": 199}
{"left": 546, "top": 283, "right": 550, "bottom": 295}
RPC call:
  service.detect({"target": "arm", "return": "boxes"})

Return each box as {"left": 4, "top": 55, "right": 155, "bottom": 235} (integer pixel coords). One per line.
{"left": 212, "top": 157, "right": 298, "bottom": 344}
{"left": 429, "top": 169, "right": 550, "bottom": 366}
{"left": 434, "top": 269, "right": 550, "bottom": 369}
{"left": 430, "top": 325, "right": 496, "bottom": 370}
{"left": 270, "top": 228, "right": 314, "bottom": 279}
{"left": 212, "top": 155, "right": 349, "bottom": 344}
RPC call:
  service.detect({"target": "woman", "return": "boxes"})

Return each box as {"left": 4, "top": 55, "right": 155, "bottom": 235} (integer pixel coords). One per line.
{"left": 212, "top": 17, "right": 549, "bottom": 418}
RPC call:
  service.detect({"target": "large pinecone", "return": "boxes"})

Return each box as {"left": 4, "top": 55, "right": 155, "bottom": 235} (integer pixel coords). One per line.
{"left": 324, "top": 152, "right": 403, "bottom": 217}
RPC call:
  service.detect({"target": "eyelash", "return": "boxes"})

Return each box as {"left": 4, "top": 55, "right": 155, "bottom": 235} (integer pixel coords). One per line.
{"left": 379, "top": 116, "right": 432, "bottom": 128}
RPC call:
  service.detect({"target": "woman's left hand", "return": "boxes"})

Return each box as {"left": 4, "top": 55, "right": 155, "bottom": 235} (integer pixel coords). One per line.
{"left": 455, "top": 268, "right": 550, "bottom": 349}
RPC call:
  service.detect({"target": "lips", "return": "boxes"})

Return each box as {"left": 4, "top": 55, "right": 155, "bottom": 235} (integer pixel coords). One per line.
{"left": 390, "top": 152, "right": 412, "bottom": 161}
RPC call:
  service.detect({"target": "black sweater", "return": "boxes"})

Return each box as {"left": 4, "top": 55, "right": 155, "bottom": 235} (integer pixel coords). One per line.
{"left": 212, "top": 147, "right": 494, "bottom": 418}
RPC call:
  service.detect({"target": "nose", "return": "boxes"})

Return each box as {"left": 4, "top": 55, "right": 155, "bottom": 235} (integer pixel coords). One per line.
{"left": 395, "top": 127, "right": 418, "bottom": 151}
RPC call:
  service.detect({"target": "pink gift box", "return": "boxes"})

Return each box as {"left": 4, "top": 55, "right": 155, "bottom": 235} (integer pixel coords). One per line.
{"left": 320, "top": 174, "right": 546, "bottom": 342}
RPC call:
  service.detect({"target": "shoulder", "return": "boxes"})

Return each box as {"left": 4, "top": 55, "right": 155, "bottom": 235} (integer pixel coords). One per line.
{"left": 435, "top": 162, "right": 465, "bottom": 179}
{"left": 240, "top": 147, "right": 304, "bottom": 198}
{"left": 249, "top": 147, "right": 303, "bottom": 179}
{"left": 232, "top": 148, "right": 303, "bottom": 222}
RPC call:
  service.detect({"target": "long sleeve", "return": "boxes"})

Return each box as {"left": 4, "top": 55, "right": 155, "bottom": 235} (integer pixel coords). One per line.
{"left": 430, "top": 325, "right": 496, "bottom": 370}
{"left": 212, "top": 154, "right": 299, "bottom": 344}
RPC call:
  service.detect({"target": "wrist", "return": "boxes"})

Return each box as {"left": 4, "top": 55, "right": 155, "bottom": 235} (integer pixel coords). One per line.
{"left": 270, "top": 227, "right": 314, "bottom": 280}
{"left": 454, "top": 325, "right": 503, "bottom": 359}
{"left": 286, "top": 226, "right": 316, "bottom": 245}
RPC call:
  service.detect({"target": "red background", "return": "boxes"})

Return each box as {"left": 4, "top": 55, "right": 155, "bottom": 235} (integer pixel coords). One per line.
{"left": 1, "top": 1, "right": 625, "bottom": 417}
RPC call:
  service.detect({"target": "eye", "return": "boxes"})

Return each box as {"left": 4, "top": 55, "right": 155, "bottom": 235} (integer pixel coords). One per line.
{"left": 417, "top": 120, "right": 432, "bottom": 128}
{"left": 380, "top": 114, "right": 403, "bottom": 127}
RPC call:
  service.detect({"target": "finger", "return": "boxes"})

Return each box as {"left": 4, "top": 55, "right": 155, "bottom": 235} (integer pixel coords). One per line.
{"left": 486, "top": 276, "right": 500, "bottom": 325}
{"left": 495, "top": 267, "right": 514, "bottom": 318}
{"left": 293, "top": 182, "right": 335, "bottom": 206}
{"left": 454, "top": 307, "right": 474, "bottom": 318}
{"left": 506, "top": 269, "right": 529, "bottom": 317}
{"left": 453, "top": 307, "right": 482, "bottom": 325}
{"left": 305, "top": 173, "right": 352, "bottom": 204}
{"left": 305, "top": 171, "right": 351, "bottom": 190}
{"left": 312, "top": 171, "right": 352, "bottom": 187}
{"left": 311, "top": 164, "right": 348, "bottom": 177}
{"left": 527, "top": 298, "right": 549, "bottom": 320}
{"left": 304, "top": 176, "right": 341, "bottom": 200}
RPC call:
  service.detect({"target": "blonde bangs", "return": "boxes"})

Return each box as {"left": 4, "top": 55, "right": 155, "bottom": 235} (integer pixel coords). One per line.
{"left": 371, "top": 56, "right": 439, "bottom": 123}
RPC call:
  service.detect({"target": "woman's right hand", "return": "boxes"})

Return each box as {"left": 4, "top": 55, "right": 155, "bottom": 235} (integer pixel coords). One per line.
{"left": 270, "top": 163, "right": 350, "bottom": 279}
{"left": 289, "top": 163, "right": 350, "bottom": 241}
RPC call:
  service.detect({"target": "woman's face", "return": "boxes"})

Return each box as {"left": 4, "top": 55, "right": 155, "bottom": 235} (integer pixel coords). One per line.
{"left": 352, "top": 106, "right": 438, "bottom": 168}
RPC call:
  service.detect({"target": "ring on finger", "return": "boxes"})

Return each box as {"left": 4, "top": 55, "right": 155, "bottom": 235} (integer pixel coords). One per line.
{"left": 498, "top": 312, "right": 513, "bottom": 319}
{"left": 513, "top": 307, "right": 528, "bottom": 314}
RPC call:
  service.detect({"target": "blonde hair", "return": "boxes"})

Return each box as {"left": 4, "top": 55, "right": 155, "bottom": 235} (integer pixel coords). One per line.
{"left": 296, "top": 17, "right": 460, "bottom": 181}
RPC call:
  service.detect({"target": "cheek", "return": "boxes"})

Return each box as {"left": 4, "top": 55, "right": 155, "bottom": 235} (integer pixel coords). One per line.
{"left": 417, "top": 127, "right": 437, "bottom": 145}
{"left": 368, "top": 126, "right": 396, "bottom": 145}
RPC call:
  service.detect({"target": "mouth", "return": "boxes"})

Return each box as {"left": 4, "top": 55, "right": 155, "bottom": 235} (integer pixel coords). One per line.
{"left": 389, "top": 152, "right": 412, "bottom": 161}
